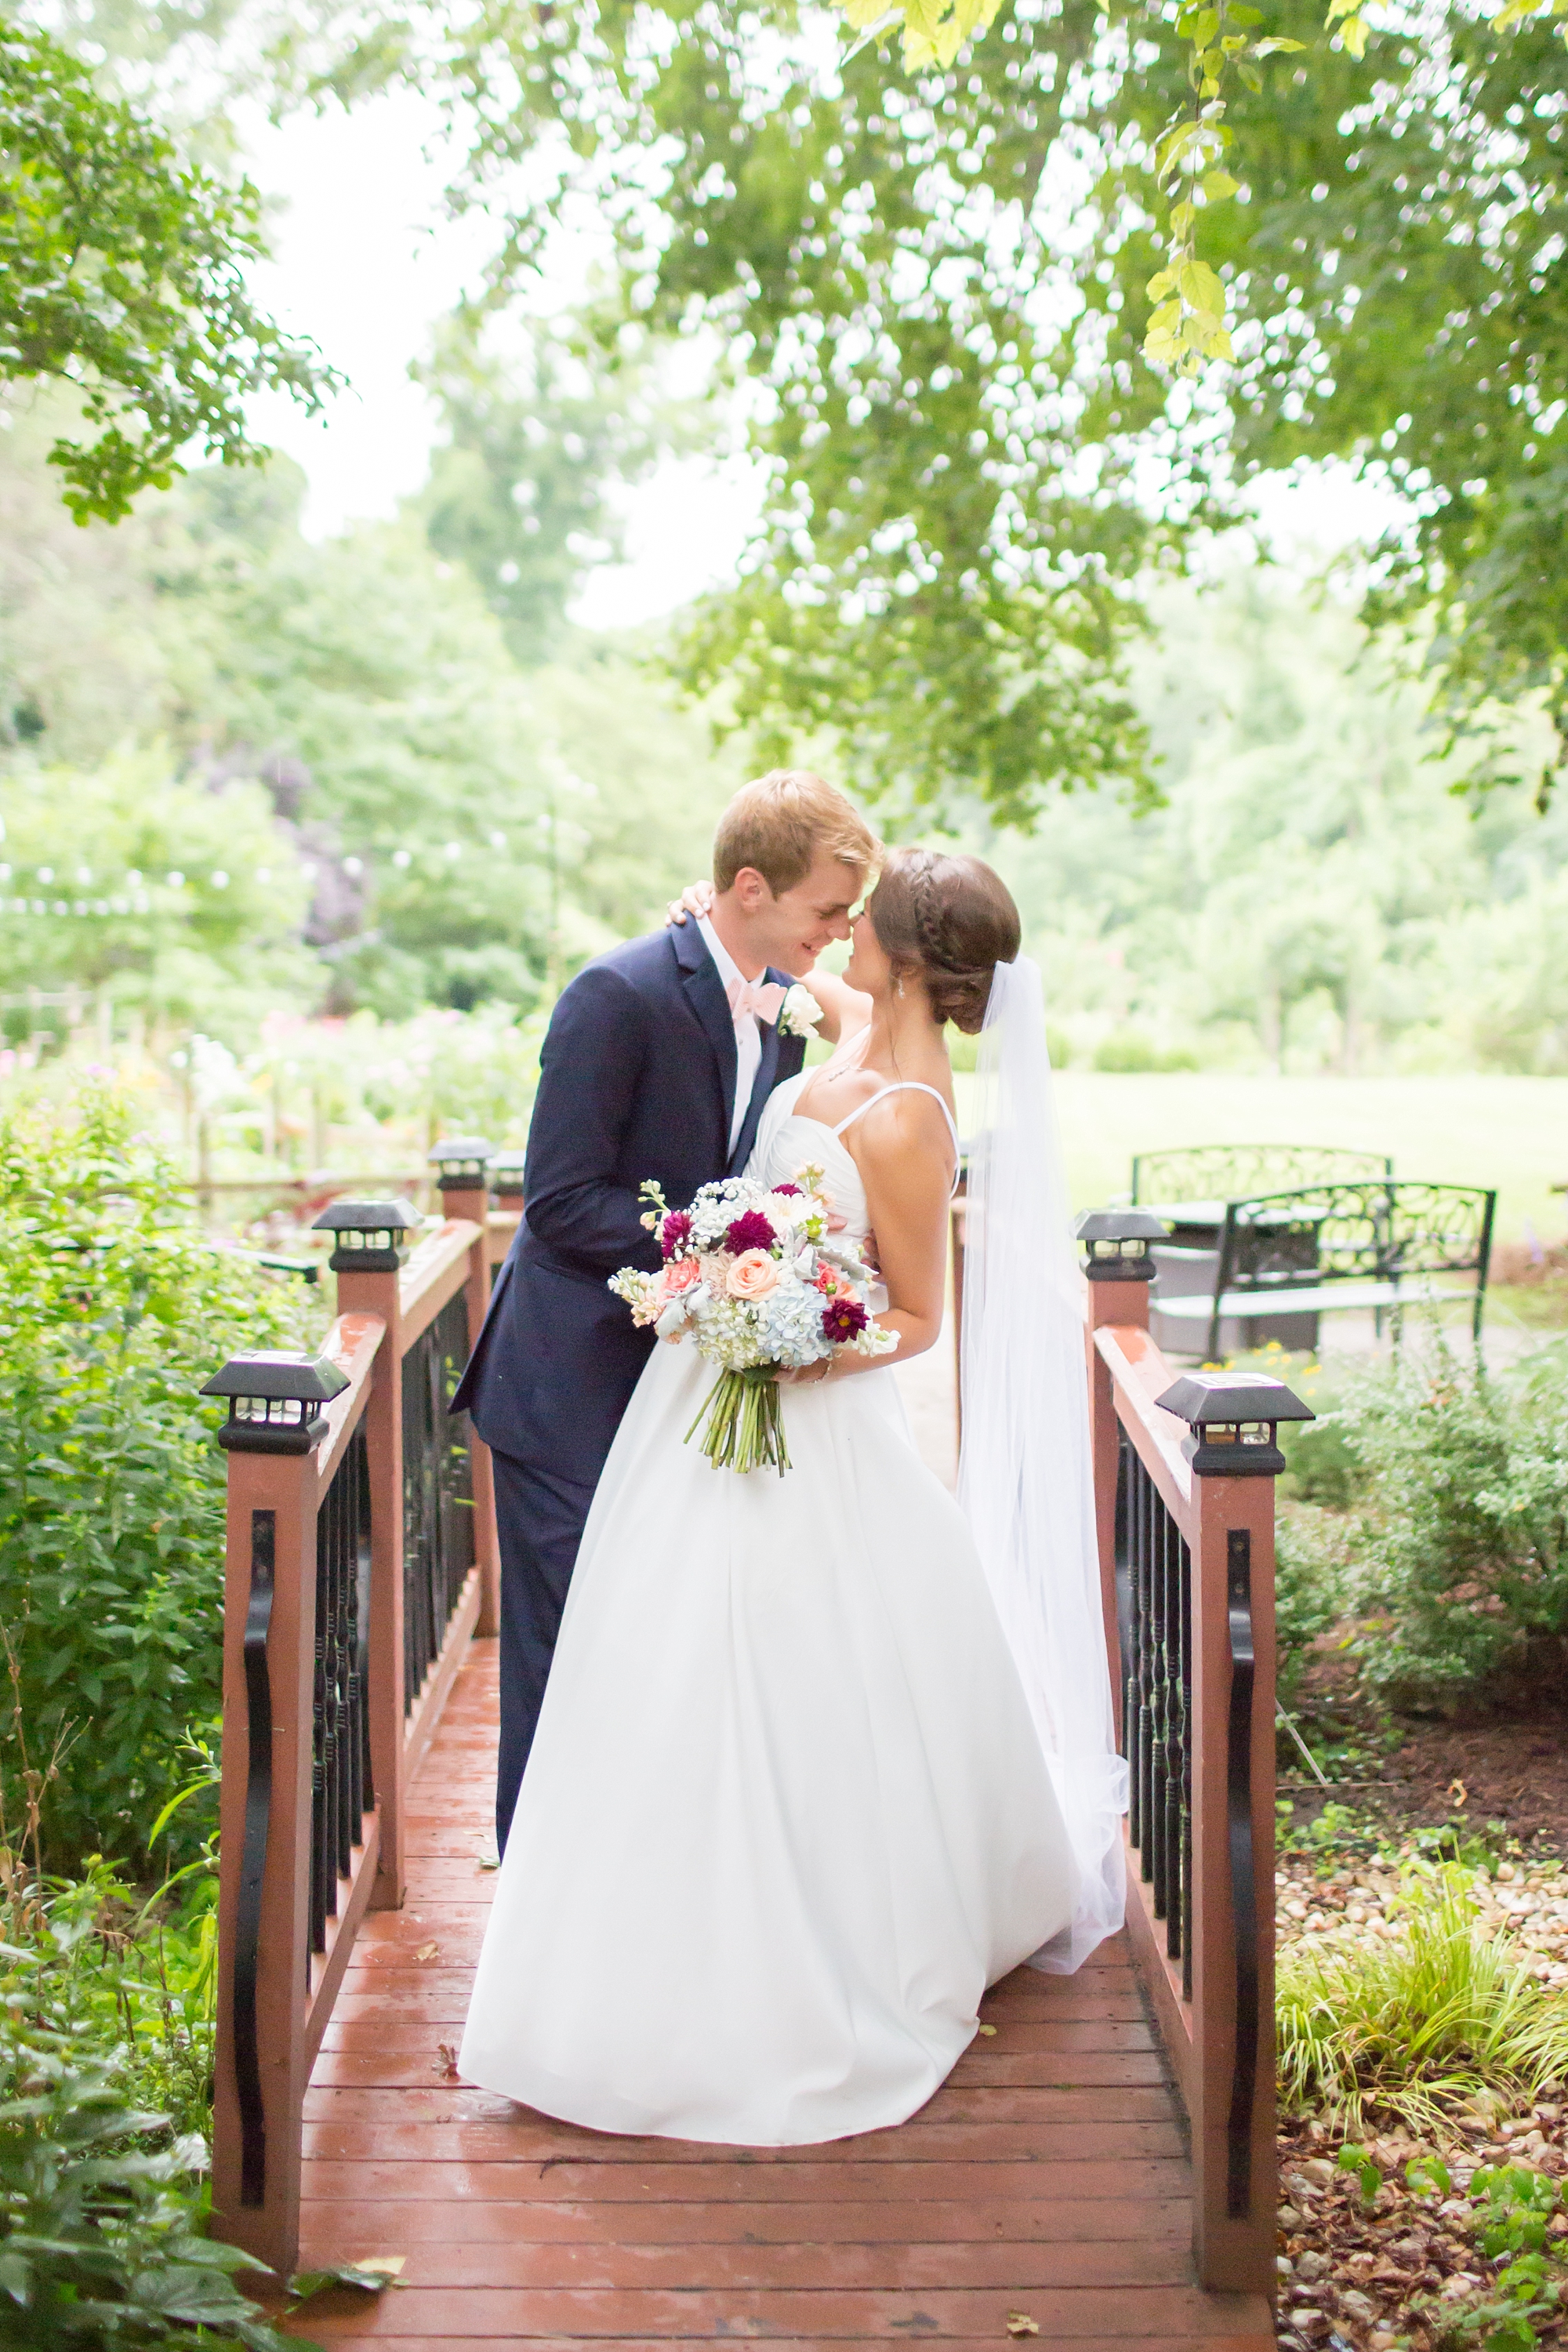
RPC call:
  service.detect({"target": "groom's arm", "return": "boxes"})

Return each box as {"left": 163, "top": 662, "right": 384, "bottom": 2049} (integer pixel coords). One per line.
{"left": 522, "top": 966, "right": 659, "bottom": 1276}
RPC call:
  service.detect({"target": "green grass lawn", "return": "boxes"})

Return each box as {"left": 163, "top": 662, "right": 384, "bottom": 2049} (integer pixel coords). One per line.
{"left": 952, "top": 1070, "right": 1568, "bottom": 1245}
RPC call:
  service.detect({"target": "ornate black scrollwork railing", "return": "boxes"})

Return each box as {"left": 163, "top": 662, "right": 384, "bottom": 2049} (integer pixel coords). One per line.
{"left": 235, "top": 1508, "right": 275, "bottom": 2208}
{"left": 309, "top": 1419, "right": 373, "bottom": 1959}
{"left": 1225, "top": 1526, "right": 1259, "bottom": 2219}
{"left": 400, "top": 1289, "right": 476, "bottom": 1714}
{"left": 1116, "top": 1432, "right": 1193, "bottom": 1995}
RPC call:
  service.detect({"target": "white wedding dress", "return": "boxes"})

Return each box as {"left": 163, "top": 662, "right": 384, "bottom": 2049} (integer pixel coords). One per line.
{"left": 458, "top": 1072, "right": 1080, "bottom": 2145}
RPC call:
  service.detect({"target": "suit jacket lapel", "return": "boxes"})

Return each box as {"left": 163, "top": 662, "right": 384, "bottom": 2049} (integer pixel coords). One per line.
{"left": 671, "top": 917, "right": 737, "bottom": 1149}
{"left": 728, "top": 965, "right": 789, "bottom": 1177}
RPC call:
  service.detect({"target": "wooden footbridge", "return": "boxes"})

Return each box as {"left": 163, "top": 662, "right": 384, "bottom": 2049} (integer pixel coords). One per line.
{"left": 205, "top": 1152, "right": 1288, "bottom": 2347}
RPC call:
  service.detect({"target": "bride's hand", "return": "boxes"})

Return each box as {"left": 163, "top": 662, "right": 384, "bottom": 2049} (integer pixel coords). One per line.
{"left": 779, "top": 1359, "right": 836, "bottom": 1388}
{"left": 665, "top": 881, "right": 715, "bottom": 927}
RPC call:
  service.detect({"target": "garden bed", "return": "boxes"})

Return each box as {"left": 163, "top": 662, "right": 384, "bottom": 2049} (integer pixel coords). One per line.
{"left": 1275, "top": 1838, "right": 1568, "bottom": 2352}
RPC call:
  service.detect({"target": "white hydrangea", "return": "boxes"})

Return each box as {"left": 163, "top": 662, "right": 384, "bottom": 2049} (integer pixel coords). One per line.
{"left": 609, "top": 1171, "right": 891, "bottom": 1379}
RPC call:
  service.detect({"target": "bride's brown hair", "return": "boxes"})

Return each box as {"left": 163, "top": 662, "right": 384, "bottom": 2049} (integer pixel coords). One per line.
{"left": 867, "top": 848, "right": 1022, "bottom": 1034}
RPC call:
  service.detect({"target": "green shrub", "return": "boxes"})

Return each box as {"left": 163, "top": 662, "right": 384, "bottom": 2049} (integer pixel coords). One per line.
{"left": 1278, "top": 1405, "right": 1366, "bottom": 1511}
{"left": 0, "top": 1087, "right": 316, "bottom": 1871}
{"left": 1091, "top": 1028, "right": 1199, "bottom": 1073}
{"left": 1338, "top": 1334, "right": 1568, "bottom": 1709}
{"left": 2, "top": 1843, "right": 219, "bottom": 2147}
{"left": 0, "top": 2026, "right": 303, "bottom": 2350}
{"left": 1274, "top": 1507, "right": 1349, "bottom": 1706}
{"left": 1278, "top": 1866, "right": 1568, "bottom": 2134}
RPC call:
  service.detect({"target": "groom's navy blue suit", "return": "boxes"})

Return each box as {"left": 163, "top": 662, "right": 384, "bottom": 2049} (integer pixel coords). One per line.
{"left": 452, "top": 916, "right": 807, "bottom": 1845}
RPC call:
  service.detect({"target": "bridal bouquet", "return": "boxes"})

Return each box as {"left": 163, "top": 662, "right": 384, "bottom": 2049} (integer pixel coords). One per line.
{"left": 609, "top": 1170, "right": 895, "bottom": 1475}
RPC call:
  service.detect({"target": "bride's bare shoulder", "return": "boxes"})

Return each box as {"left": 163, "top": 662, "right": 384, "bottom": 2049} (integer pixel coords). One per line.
{"left": 851, "top": 1081, "right": 957, "bottom": 1181}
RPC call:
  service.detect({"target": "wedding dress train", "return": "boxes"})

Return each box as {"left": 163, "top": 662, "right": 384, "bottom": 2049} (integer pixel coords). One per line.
{"left": 458, "top": 1073, "right": 1080, "bottom": 2145}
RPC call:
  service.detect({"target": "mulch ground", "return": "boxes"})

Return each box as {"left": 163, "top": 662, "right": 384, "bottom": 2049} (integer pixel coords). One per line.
{"left": 1281, "top": 1713, "right": 1568, "bottom": 1857}
{"left": 1274, "top": 1715, "right": 1568, "bottom": 2352}
{"left": 1276, "top": 2107, "right": 1567, "bottom": 2352}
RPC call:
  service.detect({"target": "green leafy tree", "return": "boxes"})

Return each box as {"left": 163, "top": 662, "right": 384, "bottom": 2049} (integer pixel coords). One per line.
{"left": 1, "top": 407, "right": 762, "bottom": 1018}
{"left": 219, "top": 0, "right": 1568, "bottom": 816}
{"left": 1190, "top": 10, "right": 1568, "bottom": 798}
{"left": 415, "top": 321, "right": 664, "bottom": 666}
{"left": 0, "top": 750, "right": 314, "bottom": 1030}
{"left": 0, "top": 19, "right": 335, "bottom": 522}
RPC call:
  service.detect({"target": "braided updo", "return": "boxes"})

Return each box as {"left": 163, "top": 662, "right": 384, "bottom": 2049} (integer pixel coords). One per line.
{"left": 866, "top": 848, "right": 1022, "bottom": 1033}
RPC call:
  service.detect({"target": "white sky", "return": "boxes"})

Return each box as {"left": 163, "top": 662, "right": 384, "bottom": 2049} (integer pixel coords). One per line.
{"left": 238, "top": 91, "right": 1403, "bottom": 630}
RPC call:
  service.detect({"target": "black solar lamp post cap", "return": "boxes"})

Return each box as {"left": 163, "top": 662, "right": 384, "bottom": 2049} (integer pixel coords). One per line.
{"left": 201, "top": 1349, "right": 350, "bottom": 1454}
{"left": 428, "top": 1136, "right": 493, "bottom": 1191}
{"left": 1154, "top": 1369, "right": 1315, "bottom": 1477}
{"left": 310, "top": 1196, "right": 422, "bottom": 1272}
{"left": 1075, "top": 1207, "right": 1167, "bottom": 1282}
{"left": 489, "top": 1152, "right": 527, "bottom": 1203}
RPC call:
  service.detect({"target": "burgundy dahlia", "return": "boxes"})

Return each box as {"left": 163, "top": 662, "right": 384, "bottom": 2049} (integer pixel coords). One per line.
{"left": 822, "top": 1296, "right": 869, "bottom": 1344}
{"left": 659, "top": 1210, "right": 692, "bottom": 1259}
{"left": 724, "top": 1208, "right": 776, "bottom": 1254}
{"left": 772, "top": 1182, "right": 802, "bottom": 1196}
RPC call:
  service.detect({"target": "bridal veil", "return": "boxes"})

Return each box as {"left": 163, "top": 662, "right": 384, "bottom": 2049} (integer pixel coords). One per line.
{"left": 956, "top": 956, "right": 1130, "bottom": 1972}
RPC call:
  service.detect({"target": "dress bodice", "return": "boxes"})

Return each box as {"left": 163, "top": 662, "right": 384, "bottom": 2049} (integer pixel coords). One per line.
{"left": 749, "top": 1070, "right": 960, "bottom": 1243}
{"left": 750, "top": 1075, "right": 872, "bottom": 1243}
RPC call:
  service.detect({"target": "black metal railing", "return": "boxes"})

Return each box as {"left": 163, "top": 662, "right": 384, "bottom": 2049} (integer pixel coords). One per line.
{"left": 1117, "top": 1430, "right": 1192, "bottom": 1998}
{"left": 400, "top": 1290, "right": 476, "bottom": 1714}
{"left": 309, "top": 1419, "right": 373, "bottom": 1958}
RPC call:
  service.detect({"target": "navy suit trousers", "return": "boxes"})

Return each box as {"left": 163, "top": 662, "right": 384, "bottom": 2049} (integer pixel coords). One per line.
{"left": 491, "top": 1448, "right": 597, "bottom": 1853}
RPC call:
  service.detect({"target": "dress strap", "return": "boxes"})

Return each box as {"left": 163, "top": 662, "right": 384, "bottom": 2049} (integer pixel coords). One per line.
{"left": 830, "top": 1083, "right": 962, "bottom": 1192}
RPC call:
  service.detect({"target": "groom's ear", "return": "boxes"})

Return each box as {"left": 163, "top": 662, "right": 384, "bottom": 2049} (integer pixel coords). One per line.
{"left": 729, "top": 867, "right": 776, "bottom": 913}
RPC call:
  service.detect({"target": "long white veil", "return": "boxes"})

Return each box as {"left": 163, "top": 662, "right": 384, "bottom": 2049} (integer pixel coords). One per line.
{"left": 956, "top": 956, "right": 1128, "bottom": 1973}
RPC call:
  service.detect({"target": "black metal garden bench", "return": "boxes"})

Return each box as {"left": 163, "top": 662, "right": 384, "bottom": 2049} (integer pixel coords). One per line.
{"left": 1151, "top": 1179, "right": 1497, "bottom": 1361}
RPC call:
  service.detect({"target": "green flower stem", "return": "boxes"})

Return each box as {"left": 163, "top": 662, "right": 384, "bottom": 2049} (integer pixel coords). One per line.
{"left": 684, "top": 1367, "right": 793, "bottom": 1475}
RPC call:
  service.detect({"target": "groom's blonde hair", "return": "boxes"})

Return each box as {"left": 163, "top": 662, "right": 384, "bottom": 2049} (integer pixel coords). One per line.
{"left": 713, "top": 769, "right": 879, "bottom": 897}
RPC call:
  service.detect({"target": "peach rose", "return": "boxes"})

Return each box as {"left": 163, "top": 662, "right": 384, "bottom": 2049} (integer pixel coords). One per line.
{"left": 662, "top": 1256, "right": 702, "bottom": 1296}
{"left": 726, "top": 1247, "right": 780, "bottom": 1301}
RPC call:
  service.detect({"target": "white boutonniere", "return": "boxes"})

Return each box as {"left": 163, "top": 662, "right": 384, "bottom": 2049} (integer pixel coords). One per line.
{"left": 779, "top": 984, "right": 823, "bottom": 1039}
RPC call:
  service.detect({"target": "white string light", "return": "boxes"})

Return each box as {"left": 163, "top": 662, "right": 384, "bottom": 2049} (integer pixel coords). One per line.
{"left": 0, "top": 834, "right": 540, "bottom": 919}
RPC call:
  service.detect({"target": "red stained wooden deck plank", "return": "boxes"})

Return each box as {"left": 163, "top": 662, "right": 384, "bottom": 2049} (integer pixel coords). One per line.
{"left": 296, "top": 2197, "right": 1193, "bottom": 2245}
{"left": 292, "top": 2338, "right": 1275, "bottom": 2352}
{"left": 302, "top": 2085, "right": 1179, "bottom": 2130}
{"left": 302, "top": 2114, "right": 1189, "bottom": 2161}
{"left": 289, "top": 1638, "right": 1272, "bottom": 2349}
{"left": 298, "top": 2155, "right": 1197, "bottom": 2205}
{"left": 287, "top": 2284, "right": 1272, "bottom": 2339}
{"left": 290, "top": 2238, "right": 1196, "bottom": 2291}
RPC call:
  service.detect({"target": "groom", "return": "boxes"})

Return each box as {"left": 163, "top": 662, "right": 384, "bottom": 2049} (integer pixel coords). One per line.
{"left": 453, "top": 768, "right": 877, "bottom": 1847}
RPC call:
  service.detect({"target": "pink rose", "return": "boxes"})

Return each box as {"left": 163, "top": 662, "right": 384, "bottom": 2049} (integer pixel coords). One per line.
{"left": 726, "top": 1248, "right": 780, "bottom": 1301}
{"left": 662, "top": 1256, "right": 702, "bottom": 1296}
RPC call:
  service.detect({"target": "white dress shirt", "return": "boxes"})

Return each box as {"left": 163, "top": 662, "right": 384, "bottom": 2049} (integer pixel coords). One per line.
{"left": 698, "top": 913, "right": 763, "bottom": 1160}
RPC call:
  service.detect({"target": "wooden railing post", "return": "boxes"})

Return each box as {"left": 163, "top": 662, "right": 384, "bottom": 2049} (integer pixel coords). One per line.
{"left": 204, "top": 1350, "right": 349, "bottom": 2278}
{"left": 429, "top": 1138, "right": 501, "bottom": 1639}
{"left": 313, "top": 1200, "right": 421, "bottom": 1911}
{"left": 1156, "top": 1372, "right": 1309, "bottom": 2299}
{"left": 1076, "top": 1211, "right": 1166, "bottom": 1744}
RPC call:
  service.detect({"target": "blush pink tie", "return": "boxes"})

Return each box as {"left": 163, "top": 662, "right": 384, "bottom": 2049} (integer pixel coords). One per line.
{"left": 726, "top": 975, "right": 786, "bottom": 1027}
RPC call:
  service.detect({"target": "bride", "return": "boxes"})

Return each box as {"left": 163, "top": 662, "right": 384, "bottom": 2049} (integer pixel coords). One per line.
{"left": 458, "top": 847, "right": 1127, "bottom": 2145}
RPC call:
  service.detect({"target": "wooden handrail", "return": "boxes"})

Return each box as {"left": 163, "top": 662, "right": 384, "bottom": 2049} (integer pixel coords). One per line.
{"left": 1083, "top": 1268, "right": 1276, "bottom": 2299}
{"left": 313, "top": 1312, "right": 384, "bottom": 1494}
{"left": 210, "top": 1327, "right": 380, "bottom": 2271}
{"left": 398, "top": 1217, "right": 479, "bottom": 1345}
{"left": 209, "top": 1201, "right": 503, "bottom": 2275}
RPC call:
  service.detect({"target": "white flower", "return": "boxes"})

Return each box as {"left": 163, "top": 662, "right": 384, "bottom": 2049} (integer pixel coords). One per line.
{"left": 779, "top": 984, "right": 823, "bottom": 1039}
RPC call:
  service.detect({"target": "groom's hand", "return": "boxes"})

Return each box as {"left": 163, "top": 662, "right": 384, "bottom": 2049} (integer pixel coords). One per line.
{"left": 665, "top": 881, "right": 714, "bottom": 927}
